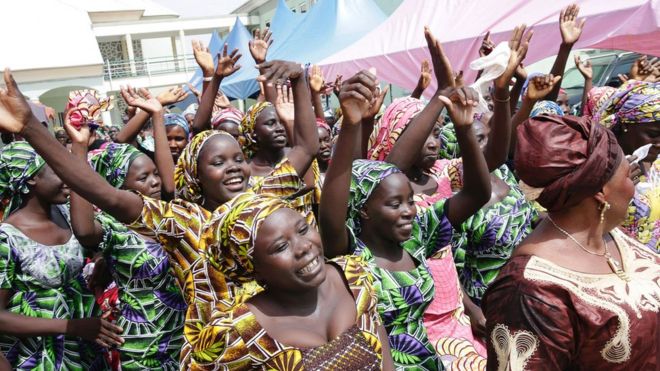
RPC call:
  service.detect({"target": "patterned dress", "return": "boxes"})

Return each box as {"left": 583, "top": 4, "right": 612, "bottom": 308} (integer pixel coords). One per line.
{"left": 452, "top": 165, "right": 538, "bottom": 303}
{"left": 348, "top": 200, "right": 453, "bottom": 371}
{"left": 96, "top": 213, "right": 186, "bottom": 370}
{"left": 128, "top": 159, "right": 305, "bottom": 368}
{"left": 622, "top": 157, "right": 659, "bottom": 252}
{"left": 188, "top": 255, "right": 384, "bottom": 370}
{"left": 0, "top": 206, "right": 102, "bottom": 370}
{"left": 483, "top": 229, "right": 659, "bottom": 370}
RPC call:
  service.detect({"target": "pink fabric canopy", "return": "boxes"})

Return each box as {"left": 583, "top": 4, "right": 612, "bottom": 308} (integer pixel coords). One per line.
{"left": 320, "top": 0, "right": 660, "bottom": 96}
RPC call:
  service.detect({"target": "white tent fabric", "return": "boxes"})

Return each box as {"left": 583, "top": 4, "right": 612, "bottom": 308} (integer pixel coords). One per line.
{"left": 319, "top": 0, "right": 660, "bottom": 95}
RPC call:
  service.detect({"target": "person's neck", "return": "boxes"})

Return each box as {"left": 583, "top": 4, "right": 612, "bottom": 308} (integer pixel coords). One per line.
{"left": 202, "top": 198, "right": 221, "bottom": 211}
{"left": 359, "top": 224, "right": 403, "bottom": 260}
{"left": 265, "top": 285, "right": 321, "bottom": 315}
{"left": 15, "top": 196, "right": 53, "bottom": 222}
{"left": 318, "top": 159, "right": 328, "bottom": 173}
{"left": 253, "top": 148, "right": 285, "bottom": 168}
{"left": 404, "top": 166, "right": 426, "bottom": 183}
{"left": 546, "top": 209, "right": 611, "bottom": 252}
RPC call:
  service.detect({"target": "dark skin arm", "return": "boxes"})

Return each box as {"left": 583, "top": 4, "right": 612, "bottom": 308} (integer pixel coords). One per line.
{"left": 509, "top": 65, "right": 527, "bottom": 114}
{"left": 410, "top": 59, "right": 432, "bottom": 99}
{"left": 192, "top": 45, "right": 241, "bottom": 135}
{"left": 0, "top": 69, "right": 144, "bottom": 225}
{"left": 545, "top": 4, "right": 586, "bottom": 101}
{"left": 377, "top": 323, "right": 395, "bottom": 371}
{"left": 250, "top": 29, "right": 278, "bottom": 105}
{"left": 192, "top": 40, "right": 215, "bottom": 96}
{"left": 320, "top": 71, "right": 377, "bottom": 258}
{"left": 257, "top": 61, "right": 320, "bottom": 177}
{"left": 574, "top": 54, "right": 593, "bottom": 115}
{"left": 309, "top": 65, "right": 326, "bottom": 119}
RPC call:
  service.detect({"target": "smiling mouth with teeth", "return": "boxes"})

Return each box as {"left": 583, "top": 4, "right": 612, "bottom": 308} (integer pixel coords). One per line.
{"left": 297, "top": 256, "right": 320, "bottom": 275}
{"left": 224, "top": 177, "right": 243, "bottom": 185}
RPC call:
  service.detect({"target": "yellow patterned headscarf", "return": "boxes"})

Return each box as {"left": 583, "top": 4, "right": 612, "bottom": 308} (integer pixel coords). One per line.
{"left": 205, "top": 193, "right": 288, "bottom": 284}
{"left": 596, "top": 80, "right": 660, "bottom": 129}
{"left": 174, "top": 130, "right": 234, "bottom": 204}
{"left": 239, "top": 102, "right": 273, "bottom": 158}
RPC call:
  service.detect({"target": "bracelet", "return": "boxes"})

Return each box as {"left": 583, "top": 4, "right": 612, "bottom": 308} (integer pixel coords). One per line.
{"left": 202, "top": 76, "right": 213, "bottom": 82}
{"left": 491, "top": 93, "right": 510, "bottom": 103}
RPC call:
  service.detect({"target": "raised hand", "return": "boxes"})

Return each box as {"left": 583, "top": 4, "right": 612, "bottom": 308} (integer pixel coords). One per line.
{"left": 437, "top": 87, "right": 479, "bottom": 127}
{"left": 479, "top": 31, "right": 495, "bottom": 57}
{"left": 275, "top": 84, "right": 295, "bottom": 123}
{"left": 526, "top": 74, "right": 562, "bottom": 101}
{"left": 365, "top": 85, "right": 389, "bottom": 119}
{"left": 67, "top": 317, "right": 124, "bottom": 348}
{"left": 216, "top": 44, "right": 242, "bottom": 78}
{"left": 63, "top": 111, "right": 92, "bottom": 145}
{"left": 192, "top": 40, "right": 215, "bottom": 77}
{"left": 309, "top": 65, "right": 325, "bottom": 93}
{"left": 574, "top": 54, "right": 593, "bottom": 80}
{"left": 514, "top": 63, "right": 528, "bottom": 81}
{"left": 630, "top": 55, "right": 660, "bottom": 82}
{"left": 419, "top": 60, "right": 432, "bottom": 90}
{"left": 120, "top": 86, "right": 163, "bottom": 114}
{"left": 494, "top": 24, "right": 533, "bottom": 90}
{"left": 256, "top": 60, "right": 304, "bottom": 84}
{"left": 0, "top": 69, "right": 33, "bottom": 133}
{"left": 186, "top": 83, "right": 202, "bottom": 101}
{"left": 559, "top": 4, "right": 586, "bottom": 46}
{"left": 424, "top": 26, "right": 455, "bottom": 90}
{"left": 249, "top": 28, "right": 273, "bottom": 64}
{"left": 618, "top": 73, "right": 630, "bottom": 84}
{"left": 339, "top": 70, "right": 378, "bottom": 125}
{"left": 333, "top": 74, "right": 343, "bottom": 97}
{"left": 157, "top": 85, "right": 189, "bottom": 106}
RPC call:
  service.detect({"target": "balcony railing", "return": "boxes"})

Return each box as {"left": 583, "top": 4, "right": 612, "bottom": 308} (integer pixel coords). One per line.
{"left": 103, "top": 55, "right": 198, "bottom": 81}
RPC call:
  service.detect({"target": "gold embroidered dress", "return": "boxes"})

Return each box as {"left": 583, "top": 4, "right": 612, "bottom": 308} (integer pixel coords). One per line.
{"left": 482, "top": 228, "right": 659, "bottom": 370}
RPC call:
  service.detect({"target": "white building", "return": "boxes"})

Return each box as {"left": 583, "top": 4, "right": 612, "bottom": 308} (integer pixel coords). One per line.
{"left": 1, "top": 0, "right": 256, "bottom": 126}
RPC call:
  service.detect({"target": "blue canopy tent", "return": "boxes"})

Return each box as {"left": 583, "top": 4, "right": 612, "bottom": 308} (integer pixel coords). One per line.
{"left": 220, "top": 0, "right": 387, "bottom": 100}
{"left": 177, "top": 30, "right": 224, "bottom": 110}
{"left": 217, "top": 17, "right": 261, "bottom": 99}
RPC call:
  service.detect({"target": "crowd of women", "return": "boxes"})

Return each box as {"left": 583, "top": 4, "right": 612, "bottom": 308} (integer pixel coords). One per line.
{"left": 0, "top": 4, "right": 658, "bottom": 370}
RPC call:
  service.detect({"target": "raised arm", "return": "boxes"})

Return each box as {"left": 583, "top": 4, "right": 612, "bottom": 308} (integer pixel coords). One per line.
{"left": 509, "top": 65, "right": 527, "bottom": 114}
{"left": 309, "top": 65, "right": 326, "bottom": 119}
{"left": 320, "top": 71, "right": 377, "bottom": 258}
{"left": 441, "top": 91, "right": 492, "bottom": 227}
{"left": 192, "top": 44, "right": 241, "bottom": 135}
{"left": 411, "top": 60, "right": 432, "bottom": 99}
{"left": 257, "top": 61, "right": 319, "bottom": 177}
{"left": 0, "top": 69, "right": 144, "bottom": 225}
{"left": 574, "top": 55, "right": 593, "bottom": 115}
{"left": 250, "top": 28, "right": 278, "bottom": 104}
{"left": 121, "top": 87, "right": 175, "bottom": 198}
{"left": 474, "top": 31, "right": 495, "bottom": 82}
{"left": 192, "top": 40, "right": 215, "bottom": 96}
{"left": 484, "top": 24, "right": 533, "bottom": 171}
{"left": 64, "top": 118, "right": 104, "bottom": 249}
{"left": 359, "top": 84, "right": 388, "bottom": 159}
{"left": 545, "top": 4, "right": 585, "bottom": 101}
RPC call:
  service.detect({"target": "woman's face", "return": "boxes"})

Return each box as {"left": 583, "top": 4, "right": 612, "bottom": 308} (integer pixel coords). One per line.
{"left": 473, "top": 119, "right": 491, "bottom": 153}
{"left": 253, "top": 207, "right": 325, "bottom": 291}
{"left": 124, "top": 154, "right": 162, "bottom": 200}
{"left": 557, "top": 92, "right": 570, "bottom": 115}
{"left": 31, "top": 164, "right": 70, "bottom": 205}
{"left": 414, "top": 124, "right": 441, "bottom": 171}
{"left": 197, "top": 135, "right": 251, "bottom": 206}
{"left": 363, "top": 173, "right": 416, "bottom": 243}
{"left": 602, "top": 155, "right": 635, "bottom": 226}
{"left": 166, "top": 125, "right": 189, "bottom": 162}
{"left": 254, "top": 107, "right": 287, "bottom": 151}
{"left": 317, "top": 127, "right": 332, "bottom": 163}
{"left": 616, "top": 122, "right": 660, "bottom": 162}
{"left": 216, "top": 121, "right": 241, "bottom": 140}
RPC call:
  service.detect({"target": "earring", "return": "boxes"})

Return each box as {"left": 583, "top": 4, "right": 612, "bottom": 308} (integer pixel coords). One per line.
{"left": 622, "top": 125, "right": 628, "bottom": 133}
{"left": 600, "top": 201, "right": 611, "bottom": 224}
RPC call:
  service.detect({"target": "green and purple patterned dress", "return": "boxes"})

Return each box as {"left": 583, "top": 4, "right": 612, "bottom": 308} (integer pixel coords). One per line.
{"left": 452, "top": 165, "right": 538, "bottom": 303}
{"left": 0, "top": 206, "right": 103, "bottom": 370}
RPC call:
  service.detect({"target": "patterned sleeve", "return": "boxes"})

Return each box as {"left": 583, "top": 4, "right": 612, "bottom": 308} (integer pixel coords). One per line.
{"left": 441, "top": 158, "right": 464, "bottom": 191}
{"left": 191, "top": 305, "right": 251, "bottom": 369}
{"left": 250, "top": 158, "right": 304, "bottom": 200}
{"left": 0, "top": 232, "right": 14, "bottom": 289}
{"left": 483, "top": 261, "right": 575, "bottom": 370}
{"left": 417, "top": 199, "right": 454, "bottom": 258}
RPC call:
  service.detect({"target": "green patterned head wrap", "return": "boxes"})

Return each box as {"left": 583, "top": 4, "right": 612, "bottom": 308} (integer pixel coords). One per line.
{"left": 438, "top": 123, "right": 460, "bottom": 160}
{"left": 348, "top": 159, "right": 402, "bottom": 235}
{"left": 88, "top": 143, "right": 144, "bottom": 188}
{"left": 0, "top": 141, "right": 46, "bottom": 220}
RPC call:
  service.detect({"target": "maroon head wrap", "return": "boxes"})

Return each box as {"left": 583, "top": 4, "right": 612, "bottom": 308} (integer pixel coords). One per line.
{"left": 514, "top": 115, "right": 623, "bottom": 212}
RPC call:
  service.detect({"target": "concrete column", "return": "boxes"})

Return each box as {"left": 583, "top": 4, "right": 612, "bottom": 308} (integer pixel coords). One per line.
{"left": 124, "top": 34, "right": 137, "bottom": 75}
{"left": 178, "top": 29, "right": 187, "bottom": 72}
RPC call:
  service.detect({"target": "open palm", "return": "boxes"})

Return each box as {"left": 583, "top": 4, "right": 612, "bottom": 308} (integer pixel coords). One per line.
{"left": 526, "top": 74, "right": 561, "bottom": 101}
{"left": 249, "top": 28, "right": 272, "bottom": 64}
{"left": 0, "top": 69, "right": 33, "bottom": 133}
{"left": 192, "top": 40, "right": 214, "bottom": 76}
{"left": 120, "top": 86, "right": 162, "bottom": 114}
{"left": 216, "top": 44, "right": 242, "bottom": 78}
{"left": 559, "top": 4, "right": 586, "bottom": 45}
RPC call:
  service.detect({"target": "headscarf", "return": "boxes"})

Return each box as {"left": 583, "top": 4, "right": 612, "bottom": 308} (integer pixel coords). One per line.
{"left": 367, "top": 97, "right": 425, "bottom": 161}
{"left": 584, "top": 86, "right": 616, "bottom": 118}
{"left": 530, "top": 100, "right": 564, "bottom": 118}
{"left": 164, "top": 113, "right": 190, "bottom": 137}
{"left": 212, "top": 107, "right": 244, "bottom": 130}
{"left": 0, "top": 142, "right": 46, "bottom": 221}
{"left": 596, "top": 80, "right": 660, "bottom": 129}
{"left": 88, "top": 143, "right": 143, "bottom": 188}
{"left": 314, "top": 117, "right": 329, "bottom": 133}
{"left": 206, "top": 193, "right": 288, "bottom": 284}
{"left": 182, "top": 103, "right": 198, "bottom": 118}
{"left": 438, "top": 123, "right": 460, "bottom": 160}
{"left": 347, "top": 160, "right": 402, "bottom": 234}
{"left": 174, "top": 130, "right": 234, "bottom": 203}
{"left": 239, "top": 101, "right": 273, "bottom": 158}
{"left": 515, "top": 115, "right": 623, "bottom": 212}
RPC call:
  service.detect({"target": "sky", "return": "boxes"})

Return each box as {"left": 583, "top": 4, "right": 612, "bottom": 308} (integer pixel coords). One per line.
{"left": 152, "top": 0, "right": 247, "bottom": 19}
